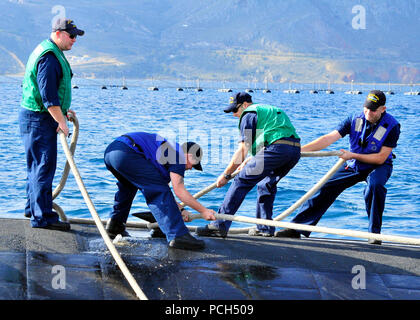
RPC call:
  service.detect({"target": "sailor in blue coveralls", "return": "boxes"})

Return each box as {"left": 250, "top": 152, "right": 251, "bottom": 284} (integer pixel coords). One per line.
{"left": 104, "top": 132, "right": 216, "bottom": 250}
{"left": 275, "top": 90, "right": 400, "bottom": 245}
{"left": 196, "top": 92, "right": 301, "bottom": 238}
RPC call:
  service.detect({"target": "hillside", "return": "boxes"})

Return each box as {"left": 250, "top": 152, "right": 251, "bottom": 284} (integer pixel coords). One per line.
{"left": 1, "top": 0, "right": 419, "bottom": 83}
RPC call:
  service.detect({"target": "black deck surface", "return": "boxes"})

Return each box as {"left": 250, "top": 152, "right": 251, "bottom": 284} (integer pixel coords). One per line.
{"left": 0, "top": 218, "right": 419, "bottom": 300}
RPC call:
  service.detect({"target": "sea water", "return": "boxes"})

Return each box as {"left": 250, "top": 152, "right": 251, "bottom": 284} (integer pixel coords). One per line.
{"left": 1, "top": 77, "right": 419, "bottom": 240}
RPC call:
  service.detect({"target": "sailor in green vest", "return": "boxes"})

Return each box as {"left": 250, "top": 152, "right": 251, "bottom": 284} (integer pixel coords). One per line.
{"left": 196, "top": 92, "right": 301, "bottom": 237}
{"left": 19, "top": 18, "right": 84, "bottom": 231}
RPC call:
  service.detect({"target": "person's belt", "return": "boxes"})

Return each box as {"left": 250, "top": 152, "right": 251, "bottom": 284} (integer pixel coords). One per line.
{"left": 122, "top": 135, "right": 144, "bottom": 153}
{"left": 271, "top": 139, "right": 301, "bottom": 147}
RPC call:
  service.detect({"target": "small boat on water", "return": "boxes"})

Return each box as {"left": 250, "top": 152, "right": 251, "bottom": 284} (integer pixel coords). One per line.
{"left": 310, "top": 82, "right": 318, "bottom": 94}
{"left": 263, "top": 79, "right": 271, "bottom": 93}
{"left": 404, "top": 91, "right": 420, "bottom": 95}
{"left": 345, "top": 80, "right": 362, "bottom": 94}
{"left": 284, "top": 89, "right": 299, "bottom": 94}
{"left": 121, "top": 77, "right": 128, "bottom": 90}
{"left": 284, "top": 82, "right": 299, "bottom": 94}
{"left": 245, "top": 79, "right": 254, "bottom": 93}
{"left": 195, "top": 79, "right": 203, "bottom": 92}
{"left": 218, "top": 81, "right": 232, "bottom": 92}
{"left": 325, "top": 81, "right": 334, "bottom": 94}
{"left": 386, "top": 82, "right": 394, "bottom": 95}
{"left": 404, "top": 83, "right": 420, "bottom": 95}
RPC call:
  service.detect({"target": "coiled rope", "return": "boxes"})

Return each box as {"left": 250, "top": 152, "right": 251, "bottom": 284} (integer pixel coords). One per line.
{"left": 57, "top": 115, "right": 148, "bottom": 300}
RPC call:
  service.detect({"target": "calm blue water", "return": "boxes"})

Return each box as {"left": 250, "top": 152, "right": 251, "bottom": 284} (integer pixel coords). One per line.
{"left": 1, "top": 77, "right": 419, "bottom": 240}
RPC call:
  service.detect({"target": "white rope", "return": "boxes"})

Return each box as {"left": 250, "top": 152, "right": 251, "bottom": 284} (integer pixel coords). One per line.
{"left": 273, "top": 158, "right": 346, "bottom": 221}
{"left": 51, "top": 115, "right": 80, "bottom": 222}
{"left": 231, "top": 158, "right": 347, "bottom": 233}
{"left": 53, "top": 116, "right": 79, "bottom": 200}
{"left": 65, "top": 216, "right": 420, "bottom": 246}
{"left": 212, "top": 213, "right": 420, "bottom": 246}
{"left": 173, "top": 210, "right": 420, "bottom": 245}
{"left": 58, "top": 119, "right": 148, "bottom": 300}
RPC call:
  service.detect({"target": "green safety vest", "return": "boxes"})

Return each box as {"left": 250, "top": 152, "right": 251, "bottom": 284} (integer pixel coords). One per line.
{"left": 21, "top": 39, "right": 72, "bottom": 114}
{"left": 239, "top": 104, "right": 300, "bottom": 155}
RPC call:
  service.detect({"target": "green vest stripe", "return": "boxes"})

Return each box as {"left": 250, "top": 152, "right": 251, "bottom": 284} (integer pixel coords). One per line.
{"left": 239, "top": 104, "right": 300, "bottom": 155}
{"left": 21, "top": 39, "right": 72, "bottom": 114}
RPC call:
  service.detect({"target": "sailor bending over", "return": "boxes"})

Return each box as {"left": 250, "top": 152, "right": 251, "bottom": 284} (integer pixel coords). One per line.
{"left": 104, "top": 132, "right": 216, "bottom": 250}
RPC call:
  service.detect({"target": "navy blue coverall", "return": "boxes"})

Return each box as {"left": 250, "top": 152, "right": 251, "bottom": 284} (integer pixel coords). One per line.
{"left": 104, "top": 133, "right": 190, "bottom": 242}
{"left": 19, "top": 52, "right": 64, "bottom": 227}
{"left": 291, "top": 113, "right": 400, "bottom": 236}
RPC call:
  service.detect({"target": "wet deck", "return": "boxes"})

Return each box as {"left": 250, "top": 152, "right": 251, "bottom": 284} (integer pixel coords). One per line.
{"left": 0, "top": 218, "right": 419, "bottom": 300}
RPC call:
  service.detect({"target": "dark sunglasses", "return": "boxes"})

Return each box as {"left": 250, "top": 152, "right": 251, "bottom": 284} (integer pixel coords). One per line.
{"left": 232, "top": 103, "right": 243, "bottom": 113}
{"left": 62, "top": 31, "right": 77, "bottom": 39}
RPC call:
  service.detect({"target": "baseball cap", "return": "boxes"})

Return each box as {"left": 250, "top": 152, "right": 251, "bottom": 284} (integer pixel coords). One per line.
{"left": 182, "top": 142, "right": 203, "bottom": 171}
{"left": 224, "top": 92, "right": 253, "bottom": 113}
{"left": 52, "top": 18, "right": 85, "bottom": 36}
{"left": 364, "top": 90, "right": 386, "bottom": 111}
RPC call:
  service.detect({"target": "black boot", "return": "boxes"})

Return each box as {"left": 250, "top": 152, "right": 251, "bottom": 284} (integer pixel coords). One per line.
{"left": 150, "top": 227, "right": 166, "bottom": 238}
{"left": 37, "top": 220, "right": 71, "bottom": 231}
{"left": 196, "top": 224, "right": 227, "bottom": 238}
{"left": 169, "top": 233, "right": 205, "bottom": 250}
{"left": 368, "top": 239, "right": 382, "bottom": 245}
{"left": 106, "top": 219, "right": 130, "bottom": 239}
{"left": 274, "top": 228, "right": 301, "bottom": 239}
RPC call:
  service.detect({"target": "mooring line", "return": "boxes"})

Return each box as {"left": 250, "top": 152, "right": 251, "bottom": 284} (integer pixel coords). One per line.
{"left": 213, "top": 213, "right": 420, "bottom": 245}
{"left": 58, "top": 115, "right": 148, "bottom": 300}
{"left": 51, "top": 115, "right": 79, "bottom": 222}
{"left": 230, "top": 157, "right": 346, "bottom": 234}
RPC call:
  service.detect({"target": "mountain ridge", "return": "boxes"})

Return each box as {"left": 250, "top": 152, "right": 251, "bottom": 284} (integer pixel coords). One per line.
{"left": 1, "top": 0, "right": 419, "bottom": 83}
